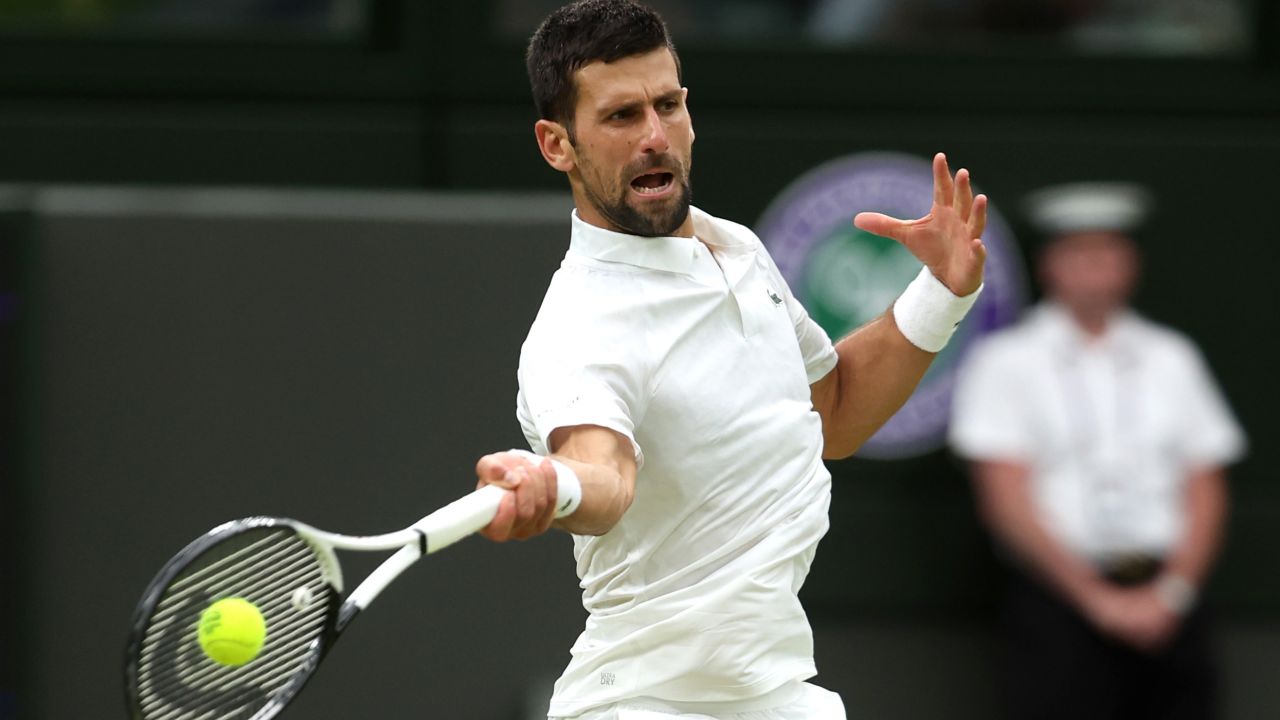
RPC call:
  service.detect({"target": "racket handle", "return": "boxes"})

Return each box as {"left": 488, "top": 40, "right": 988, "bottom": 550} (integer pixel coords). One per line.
{"left": 414, "top": 484, "right": 506, "bottom": 553}
{"left": 413, "top": 458, "right": 583, "bottom": 554}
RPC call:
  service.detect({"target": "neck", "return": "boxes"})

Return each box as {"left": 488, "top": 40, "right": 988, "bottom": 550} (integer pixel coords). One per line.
{"left": 1064, "top": 305, "right": 1117, "bottom": 339}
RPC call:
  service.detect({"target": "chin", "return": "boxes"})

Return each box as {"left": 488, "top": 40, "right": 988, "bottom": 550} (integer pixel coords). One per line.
{"left": 631, "top": 191, "right": 692, "bottom": 236}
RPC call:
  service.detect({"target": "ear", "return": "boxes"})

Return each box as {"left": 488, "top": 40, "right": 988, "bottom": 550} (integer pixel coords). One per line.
{"left": 534, "top": 119, "right": 576, "bottom": 173}
{"left": 683, "top": 88, "right": 694, "bottom": 143}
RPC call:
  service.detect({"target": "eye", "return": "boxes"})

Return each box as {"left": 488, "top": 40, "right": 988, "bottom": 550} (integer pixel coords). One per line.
{"left": 658, "top": 98, "right": 680, "bottom": 113}
{"left": 608, "top": 108, "right": 635, "bottom": 122}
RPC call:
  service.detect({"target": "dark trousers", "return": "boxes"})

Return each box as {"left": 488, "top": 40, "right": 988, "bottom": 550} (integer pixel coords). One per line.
{"left": 1003, "top": 571, "right": 1217, "bottom": 720}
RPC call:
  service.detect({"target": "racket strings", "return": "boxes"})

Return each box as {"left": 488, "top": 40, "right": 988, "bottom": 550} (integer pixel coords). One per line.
{"left": 134, "top": 527, "right": 335, "bottom": 720}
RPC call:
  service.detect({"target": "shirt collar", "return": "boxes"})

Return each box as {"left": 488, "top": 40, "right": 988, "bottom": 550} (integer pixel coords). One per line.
{"left": 568, "top": 206, "right": 752, "bottom": 274}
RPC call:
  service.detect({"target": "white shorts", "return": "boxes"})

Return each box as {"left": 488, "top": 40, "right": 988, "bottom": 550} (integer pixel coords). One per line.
{"left": 555, "top": 682, "right": 846, "bottom": 720}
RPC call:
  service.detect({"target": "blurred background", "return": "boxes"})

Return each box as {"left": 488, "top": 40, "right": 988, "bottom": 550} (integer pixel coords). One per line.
{"left": 1, "top": 1, "right": 1278, "bottom": 718}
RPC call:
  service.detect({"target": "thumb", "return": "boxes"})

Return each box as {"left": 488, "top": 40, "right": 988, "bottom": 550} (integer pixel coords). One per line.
{"left": 475, "top": 452, "right": 526, "bottom": 489}
{"left": 853, "top": 212, "right": 909, "bottom": 242}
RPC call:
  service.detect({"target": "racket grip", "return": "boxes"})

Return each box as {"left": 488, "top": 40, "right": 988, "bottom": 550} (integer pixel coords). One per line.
{"left": 415, "top": 453, "right": 583, "bottom": 553}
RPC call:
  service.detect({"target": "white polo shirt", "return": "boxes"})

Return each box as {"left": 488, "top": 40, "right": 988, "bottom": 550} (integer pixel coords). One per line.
{"left": 949, "top": 303, "right": 1246, "bottom": 561}
{"left": 516, "top": 207, "right": 839, "bottom": 717}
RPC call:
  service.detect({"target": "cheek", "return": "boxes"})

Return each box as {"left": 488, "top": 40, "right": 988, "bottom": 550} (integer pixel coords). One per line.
{"left": 576, "top": 145, "right": 614, "bottom": 182}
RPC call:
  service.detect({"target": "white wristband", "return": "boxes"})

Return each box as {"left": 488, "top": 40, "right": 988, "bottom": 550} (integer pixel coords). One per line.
{"left": 505, "top": 449, "right": 583, "bottom": 518}
{"left": 1155, "top": 573, "right": 1198, "bottom": 616}
{"left": 892, "top": 266, "right": 982, "bottom": 352}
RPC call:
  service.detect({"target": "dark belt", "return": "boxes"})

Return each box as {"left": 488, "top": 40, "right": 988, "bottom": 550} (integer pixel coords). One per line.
{"left": 1096, "top": 553, "right": 1165, "bottom": 586}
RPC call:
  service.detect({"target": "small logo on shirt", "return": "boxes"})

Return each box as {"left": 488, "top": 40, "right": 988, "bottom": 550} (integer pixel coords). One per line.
{"left": 599, "top": 672, "right": 616, "bottom": 686}
{"left": 767, "top": 289, "right": 783, "bottom": 306}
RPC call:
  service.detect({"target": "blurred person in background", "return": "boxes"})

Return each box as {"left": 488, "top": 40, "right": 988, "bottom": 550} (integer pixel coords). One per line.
{"left": 949, "top": 182, "right": 1246, "bottom": 720}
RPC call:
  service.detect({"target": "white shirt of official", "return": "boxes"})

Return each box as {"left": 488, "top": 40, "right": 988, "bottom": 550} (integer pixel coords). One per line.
{"left": 517, "top": 208, "right": 839, "bottom": 717}
{"left": 950, "top": 302, "right": 1246, "bottom": 560}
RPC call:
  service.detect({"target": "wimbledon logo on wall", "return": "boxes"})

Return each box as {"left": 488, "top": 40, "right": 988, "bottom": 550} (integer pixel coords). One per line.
{"left": 758, "top": 152, "right": 1027, "bottom": 459}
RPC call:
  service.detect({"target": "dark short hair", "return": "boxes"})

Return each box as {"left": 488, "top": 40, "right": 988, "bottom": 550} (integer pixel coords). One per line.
{"left": 526, "top": 0, "right": 681, "bottom": 129}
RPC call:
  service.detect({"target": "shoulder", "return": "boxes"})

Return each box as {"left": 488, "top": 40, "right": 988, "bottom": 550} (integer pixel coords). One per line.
{"left": 1126, "top": 312, "right": 1197, "bottom": 353}
{"left": 529, "top": 266, "right": 638, "bottom": 339}
{"left": 1123, "top": 312, "right": 1213, "bottom": 376}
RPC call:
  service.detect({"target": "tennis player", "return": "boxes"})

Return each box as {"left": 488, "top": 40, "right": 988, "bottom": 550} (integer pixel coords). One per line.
{"left": 474, "top": 2, "right": 986, "bottom": 718}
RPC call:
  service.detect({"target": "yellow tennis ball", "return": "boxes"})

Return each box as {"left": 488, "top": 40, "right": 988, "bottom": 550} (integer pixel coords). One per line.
{"left": 197, "top": 597, "right": 267, "bottom": 666}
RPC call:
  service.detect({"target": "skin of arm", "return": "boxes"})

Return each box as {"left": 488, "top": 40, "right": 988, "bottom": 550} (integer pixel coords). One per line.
{"left": 811, "top": 313, "right": 934, "bottom": 459}
{"left": 1161, "top": 465, "right": 1229, "bottom": 591}
{"left": 476, "top": 424, "right": 637, "bottom": 541}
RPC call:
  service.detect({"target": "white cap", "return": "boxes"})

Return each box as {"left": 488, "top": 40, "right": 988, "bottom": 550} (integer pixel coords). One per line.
{"left": 1023, "top": 182, "right": 1152, "bottom": 237}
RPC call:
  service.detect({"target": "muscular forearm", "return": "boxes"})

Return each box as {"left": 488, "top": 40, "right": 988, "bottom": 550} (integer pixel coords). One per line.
{"left": 546, "top": 424, "right": 637, "bottom": 536}
{"left": 549, "top": 454, "right": 634, "bottom": 536}
{"left": 815, "top": 311, "right": 934, "bottom": 459}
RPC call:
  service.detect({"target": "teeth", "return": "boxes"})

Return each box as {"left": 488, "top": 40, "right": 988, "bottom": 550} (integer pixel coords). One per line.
{"left": 632, "top": 180, "right": 672, "bottom": 195}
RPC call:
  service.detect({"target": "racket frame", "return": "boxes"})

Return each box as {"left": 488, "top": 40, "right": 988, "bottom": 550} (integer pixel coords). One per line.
{"left": 125, "top": 477, "right": 579, "bottom": 720}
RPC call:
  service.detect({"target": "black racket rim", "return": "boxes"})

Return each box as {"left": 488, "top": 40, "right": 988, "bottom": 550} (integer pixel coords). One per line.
{"left": 124, "top": 516, "right": 342, "bottom": 720}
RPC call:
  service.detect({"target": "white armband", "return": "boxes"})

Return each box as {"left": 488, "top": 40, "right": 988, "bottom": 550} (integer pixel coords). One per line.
{"left": 892, "top": 266, "right": 982, "bottom": 352}
{"left": 505, "top": 449, "right": 582, "bottom": 518}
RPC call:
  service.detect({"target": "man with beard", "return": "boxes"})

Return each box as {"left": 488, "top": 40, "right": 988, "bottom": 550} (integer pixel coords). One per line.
{"left": 472, "top": 1, "right": 988, "bottom": 718}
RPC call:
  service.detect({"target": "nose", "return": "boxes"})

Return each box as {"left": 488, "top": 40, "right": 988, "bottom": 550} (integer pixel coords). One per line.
{"left": 638, "top": 106, "right": 669, "bottom": 155}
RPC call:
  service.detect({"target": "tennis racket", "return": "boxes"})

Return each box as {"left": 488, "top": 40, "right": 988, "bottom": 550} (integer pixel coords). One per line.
{"left": 124, "top": 468, "right": 581, "bottom": 720}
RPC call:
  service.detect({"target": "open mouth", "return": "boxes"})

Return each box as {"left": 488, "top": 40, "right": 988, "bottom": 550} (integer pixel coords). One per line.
{"left": 630, "top": 171, "right": 675, "bottom": 196}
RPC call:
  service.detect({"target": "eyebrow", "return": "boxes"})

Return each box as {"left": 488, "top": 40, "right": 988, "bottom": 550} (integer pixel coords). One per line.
{"left": 599, "top": 88, "right": 683, "bottom": 118}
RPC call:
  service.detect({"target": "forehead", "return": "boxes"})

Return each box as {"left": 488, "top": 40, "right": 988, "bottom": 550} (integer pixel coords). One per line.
{"left": 573, "top": 48, "right": 681, "bottom": 110}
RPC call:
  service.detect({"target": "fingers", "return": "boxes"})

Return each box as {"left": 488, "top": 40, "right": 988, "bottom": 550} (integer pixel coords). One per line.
{"left": 480, "top": 494, "right": 517, "bottom": 542}
{"left": 475, "top": 452, "right": 557, "bottom": 542}
{"left": 475, "top": 452, "right": 524, "bottom": 489}
{"left": 932, "top": 152, "right": 954, "bottom": 208}
{"left": 937, "top": 156, "right": 987, "bottom": 239}
{"left": 510, "top": 461, "right": 555, "bottom": 539}
{"left": 955, "top": 168, "right": 973, "bottom": 221}
{"left": 969, "top": 193, "right": 988, "bottom": 240}
{"left": 1085, "top": 588, "right": 1179, "bottom": 653}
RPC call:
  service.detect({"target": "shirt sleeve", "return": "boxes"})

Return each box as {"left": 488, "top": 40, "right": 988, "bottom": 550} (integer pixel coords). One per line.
{"left": 787, "top": 295, "right": 838, "bottom": 384}
{"left": 948, "top": 336, "right": 1036, "bottom": 461}
{"left": 516, "top": 278, "right": 647, "bottom": 468}
{"left": 1175, "top": 343, "right": 1247, "bottom": 466}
